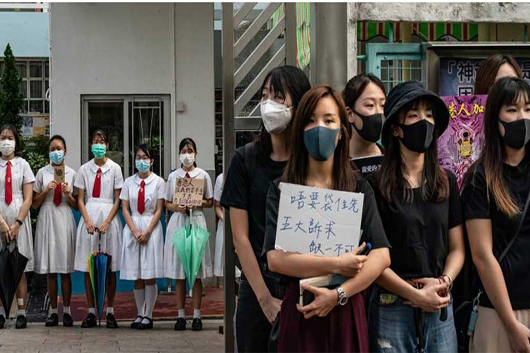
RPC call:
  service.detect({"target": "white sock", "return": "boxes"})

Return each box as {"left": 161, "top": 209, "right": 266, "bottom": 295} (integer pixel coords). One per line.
{"left": 106, "top": 307, "right": 114, "bottom": 315}
{"left": 144, "top": 284, "right": 158, "bottom": 319}
{"left": 63, "top": 306, "right": 71, "bottom": 315}
{"left": 50, "top": 308, "right": 58, "bottom": 315}
{"left": 17, "top": 309, "right": 26, "bottom": 317}
{"left": 178, "top": 309, "right": 185, "bottom": 319}
{"left": 193, "top": 309, "right": 201, "bottom": 319}
{"left": 88, "top": 307, "right": 96, "bottom": 315}
{"left": 133, "top": 288, "right": 145, "bottom": 317}
{"left": 0, "top": 306, "right": 5, "bottom": 317}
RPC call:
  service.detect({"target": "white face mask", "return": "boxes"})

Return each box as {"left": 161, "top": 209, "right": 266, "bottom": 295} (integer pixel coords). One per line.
{"left": 180, "top": 153, "right": 195, "bottom": 168}
{"left": 260, "top": 99, "right": 292, "bottom": 134}
{"left": 0, "top": 140, "right": 15, "bottom": 156}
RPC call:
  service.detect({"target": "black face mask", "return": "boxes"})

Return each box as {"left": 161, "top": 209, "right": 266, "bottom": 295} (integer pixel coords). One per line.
{"left": 352, "top": 110, "right": 384, "bottom": 143}
{"left": 398, "top": 119, "right": 435, "bottom": 153}
{"left": 499, "top": 118, "right": 530, "bottom": 149}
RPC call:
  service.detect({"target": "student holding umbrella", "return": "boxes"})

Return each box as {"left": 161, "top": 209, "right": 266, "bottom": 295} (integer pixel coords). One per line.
{"left": 264, "top": 85, "right": 391, "bottom": 352}
{"left": 33, "top": 135, "right": 78, "bottom": 327}
{"left": 0, "top": 124, "right": 35, "bottom": 329}
{"left": 164, "top": 137, "right": 213, "bottom": 331}
{"left": 74, "top": 129, "right": 124, "bottom": 328}
{"left": 367, "top": 81, "right": 465, "bottom": 353}
{"left": 120, "top": 145, "right": 165, "bottom": 330}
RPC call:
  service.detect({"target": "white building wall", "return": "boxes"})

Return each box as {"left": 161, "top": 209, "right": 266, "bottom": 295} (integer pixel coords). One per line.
{"left": 50, "top": 3, "right": 215, "bottom": 172}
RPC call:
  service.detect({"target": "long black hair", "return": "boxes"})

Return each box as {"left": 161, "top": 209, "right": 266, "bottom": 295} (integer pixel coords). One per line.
{"left": 256, "top": 65, "right": 311, "bottom": 162}
{"left": 0, "top": 124, "right": 22, "bottom": 156}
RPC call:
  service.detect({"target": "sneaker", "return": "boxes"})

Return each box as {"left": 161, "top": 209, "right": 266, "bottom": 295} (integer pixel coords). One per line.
{"left": 130, "top": 316, "right": 142, "bottom": 329}
{"left": 192, "top": 318, "right": 202, "bottom": 331}
{"left": 138, "top": 317, "right": 153, "bottom": 330}
{"left": 0, "top": 314, "right": 5, "bottom": 329}
{"left": 174, "top": 317, "right": 186, "bottom": 331}
{"left": 81, "top": 313, "right": 97, "bottom": 328}
{"left": 106, "top": 313, "right": 119, "bottom": 329}
{"left": 15, "top": 315, "right": 27, "bottom": 329}
{"left": 63, "top": 313, "right": 74, "bottom": 327}
{"left": 45, "top": 313, "right": 59, "bottom": 327}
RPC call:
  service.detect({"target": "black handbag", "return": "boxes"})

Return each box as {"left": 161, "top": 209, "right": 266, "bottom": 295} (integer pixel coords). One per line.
{"left": 454, "top": 186, "right": 530, "bottom": 352}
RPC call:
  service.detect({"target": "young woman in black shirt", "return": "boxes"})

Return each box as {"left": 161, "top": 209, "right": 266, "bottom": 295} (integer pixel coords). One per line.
{"left": 367, "top": 81, "right": 465, "bottom": 353}
{"left": 221, "top": 66, "right": 311, "bottom": 352}
{"left": 264, "top": 85, "right": 391, "bottom": 352}
{"left": 462, "top": 77, "right": 530, "bottom": 353}
{"left": 342, "top": 74, "right": 386, "bottom": 176}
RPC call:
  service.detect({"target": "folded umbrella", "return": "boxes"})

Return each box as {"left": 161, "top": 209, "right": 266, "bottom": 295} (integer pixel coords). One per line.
{"left": 172, "top": 210, "right": 210, "bottom": 288}
{"left": 87, "top": 229, "right": 112, "bottom": 326}
{"left": 0, "top": 242, "right": 28, "bottom": 316}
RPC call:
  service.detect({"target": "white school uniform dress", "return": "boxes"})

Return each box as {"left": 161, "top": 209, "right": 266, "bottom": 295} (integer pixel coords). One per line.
{"left": 163, "top": 167, "right": 213, "bottom": 280}
{"left": 74, "top": 158, "right": 124, "bottom": 272}
{"left": 33, "top": 164, "right": 77, "bottom": 274}
{"left": 119, "top": 172, "right": 165, "bottom": 280}
{"left": 0, "top": 157, "right": 35, "bottom": 272}
{"left": 213, "top": 174, "right": 241, "bottom": 278}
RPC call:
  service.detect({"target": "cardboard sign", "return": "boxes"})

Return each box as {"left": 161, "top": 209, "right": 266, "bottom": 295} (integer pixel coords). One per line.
{"left": 54, "top": 165, "right": 65, "bottom": 184}
{"left": 275, "top": 183, "right": 364, "bottom": 257}
{"left": 174, "top": 177, "right": 205, "bottom": 207}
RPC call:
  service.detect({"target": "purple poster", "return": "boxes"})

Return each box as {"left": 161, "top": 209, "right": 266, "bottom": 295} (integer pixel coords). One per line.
{"left": 437, "top": 95, "right": 488, "bottom": 188}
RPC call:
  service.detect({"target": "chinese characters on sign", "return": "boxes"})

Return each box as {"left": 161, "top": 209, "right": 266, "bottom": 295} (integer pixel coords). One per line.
{"left": 173, "top": 178, "right": 205, "bottom": 207}
{"left": 275, "top": 183, "right": 364, "bottom": 257}
{"left": 439, "top": 58, "right": 530, "bottom": 96}
{"left": 437, "top": 95, "right": 487, "bottom": 188}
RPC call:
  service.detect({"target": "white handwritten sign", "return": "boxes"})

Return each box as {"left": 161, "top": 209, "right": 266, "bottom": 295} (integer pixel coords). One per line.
{"left": 275, "top": 183, "right": 364, "bottom": 257}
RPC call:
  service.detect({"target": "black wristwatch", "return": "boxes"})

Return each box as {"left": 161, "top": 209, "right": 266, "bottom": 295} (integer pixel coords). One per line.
{"left": 16, "top": 219, "right": 23, "bottom": 226}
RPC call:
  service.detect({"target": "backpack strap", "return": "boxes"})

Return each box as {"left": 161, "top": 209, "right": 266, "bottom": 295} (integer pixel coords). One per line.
{"left": 244, "top": 142, "right": 257, "bottom": 193}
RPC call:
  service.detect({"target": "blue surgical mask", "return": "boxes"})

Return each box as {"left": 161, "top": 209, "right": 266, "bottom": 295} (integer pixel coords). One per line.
{"left": 303, "top": 126, "right": 340, "bottom": 161}
{"left": 91, "top": 144, "right": 106, "bottom": 159}
{"left": 135, "top": 160, "right": 151, "bottom": 173}
{"left": 49, "top": 150, "right": 64, "bottom": 165}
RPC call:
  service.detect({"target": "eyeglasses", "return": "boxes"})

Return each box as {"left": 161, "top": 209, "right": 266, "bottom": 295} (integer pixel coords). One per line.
{"left": 135, "top": 156, "right": 151, "bottom": 161}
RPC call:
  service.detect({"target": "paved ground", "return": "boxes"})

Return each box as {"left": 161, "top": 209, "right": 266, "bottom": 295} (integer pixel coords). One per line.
{"left": 0, "top": 319, "right": 225, "bottom": 353}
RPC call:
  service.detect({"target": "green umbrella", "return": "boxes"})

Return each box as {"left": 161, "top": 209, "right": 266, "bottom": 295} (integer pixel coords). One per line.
{"left": 172, "top": 210, "right": 210, "bottom": 288}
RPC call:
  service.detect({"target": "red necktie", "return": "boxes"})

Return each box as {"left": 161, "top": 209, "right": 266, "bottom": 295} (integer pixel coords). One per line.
{"left": 54, "top": 183, "right": 62, "bottom": 206}
{"left": 185, "top": 172, "right": 190, "bottom": 178}
{"left": 5, "top": 161, "right": 12, "bottom": 206}
{"left": 138, "top": 180, "right": 145, "bottom": 215}
{"left": 92, "top": 168, "right": 102, "bottom": 198}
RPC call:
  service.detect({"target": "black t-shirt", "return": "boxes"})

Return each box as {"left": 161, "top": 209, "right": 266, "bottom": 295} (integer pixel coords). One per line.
{"left": 368, "top": 169, "right": 463, "bottom": 279}
{"left": 350, "top": 145, "right": 384, "bottom": 177}
{"left": 262, "top": 177, "right": 390, "bottom": 281}
{"left": 461, "top": 156, "right": 530, "bottom": 310}
{"left": 220, "top": 143, "right": 287, "bottom": 262}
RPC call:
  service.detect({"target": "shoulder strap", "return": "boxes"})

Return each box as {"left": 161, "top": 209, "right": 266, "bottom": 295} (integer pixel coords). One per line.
{"left": 498, "top": 187, "right": 530, "bottom": 262}
{"left": 244, "top": 142, "right": 257, "bottom": 192}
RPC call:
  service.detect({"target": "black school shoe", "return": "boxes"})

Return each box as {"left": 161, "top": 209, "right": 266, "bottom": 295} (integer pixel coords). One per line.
{"left": 15, "top": 315, "right": 27, "bottom": 329}
{"left": 63, "top": 313, "right": 74, "bottom": 327}
{"left": 81, "top": 313, "right": 97, "bottom": 328}
{"left": 138, "top": 317, "right": 153, "bottom": 330}
{"left": 130, "top": 316, "right": 142, "bottom": 329}
{"left": 45, "top": 313, "right": 59, "bottom": 327}
{"left": 174, "top": 318, "right": 186, "bottom": 331}
{"left": 106, "top": 313, "right": 119, "bottom": 329}
{"left": 0, "top": 315, "right": 5, "bottom": 329}
{"left": 192, "top": 318, "right": 202, "bottom": 331}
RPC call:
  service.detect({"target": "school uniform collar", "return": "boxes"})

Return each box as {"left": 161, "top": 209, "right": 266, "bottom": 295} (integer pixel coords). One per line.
{"left": 134, "top": 172, "right": 156, "bottom": 186}
{"left": 45, "top": 164, "right": 72, "bottom": 174}
{"left": 177, "top": 168, "right": 200, "bottom": 178}
{"left": 0, "top": 157, "right": 21, "bottom": 167}
{"left": 89, "top": 158, "right": 112, "bottom": 174}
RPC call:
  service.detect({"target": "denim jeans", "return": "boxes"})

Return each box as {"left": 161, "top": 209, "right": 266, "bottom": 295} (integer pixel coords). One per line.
{"left": 235, "top": 270, "right": 284, "bottom": 353}
{"left": 367, "top": 285, "right": 457, "bottom": 353}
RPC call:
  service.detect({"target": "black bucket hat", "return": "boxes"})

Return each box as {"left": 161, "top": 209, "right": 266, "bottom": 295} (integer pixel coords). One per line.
{"left": 382, "top": 80, "right": 449, "bottom": 149}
